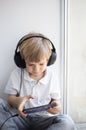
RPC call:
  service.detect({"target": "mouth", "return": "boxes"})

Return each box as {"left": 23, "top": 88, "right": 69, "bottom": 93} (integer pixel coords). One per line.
{"left": 33, "top": 72, "right": 39, "bottom": 75}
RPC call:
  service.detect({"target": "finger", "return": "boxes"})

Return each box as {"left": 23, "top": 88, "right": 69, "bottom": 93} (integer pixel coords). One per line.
{"left": 26, "top": 94, "right": 34, "bottom": 99}
{"left": 18, "top": 109, "right": 27, "bottom": 117}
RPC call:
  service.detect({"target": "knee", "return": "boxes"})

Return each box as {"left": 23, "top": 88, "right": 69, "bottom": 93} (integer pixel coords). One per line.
{"left": 56, "top": 114, "right": 76, "bottom": 130}
{"left": 0, "top": 98, "right": 8, "bottom": 107}
{"left": 61, "top": 114, "right": 76, "bottom": 130}
{"left": 0, "top": 98, "right": 5, "bottom": 105}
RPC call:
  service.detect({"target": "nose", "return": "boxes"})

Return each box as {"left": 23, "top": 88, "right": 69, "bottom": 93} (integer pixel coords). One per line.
{"left": 33, "top": 65, "right": 39, "bottom": 72}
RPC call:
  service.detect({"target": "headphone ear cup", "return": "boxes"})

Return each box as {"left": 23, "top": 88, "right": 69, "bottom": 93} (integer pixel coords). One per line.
{"left": 47, "top": 52, "right": 57, "bottom": 66}
{"left": 14, "top": 52, "right": 26, "bottom": 68}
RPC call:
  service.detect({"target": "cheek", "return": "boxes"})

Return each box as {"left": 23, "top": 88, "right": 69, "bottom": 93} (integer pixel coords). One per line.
{"left": 26, "top": 66, "right": 32, "bottom": 72}
{"left": 41, "top": 65, "right": 47, "bottom": 71}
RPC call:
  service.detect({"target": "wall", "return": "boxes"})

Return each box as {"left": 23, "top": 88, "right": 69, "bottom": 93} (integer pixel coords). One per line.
{"left": 0, "top": 0, "right": 61, "bottom": 99}
{"left": 67, "top": 0, "right": 86, "bottom": 123}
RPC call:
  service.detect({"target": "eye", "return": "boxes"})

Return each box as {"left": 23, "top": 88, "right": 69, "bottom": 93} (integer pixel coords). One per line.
{"left": 40, "top": 63, "right": 44, "bottom": 66}
{"left": 28, "top": 64, "right": 34, "bottom": 66}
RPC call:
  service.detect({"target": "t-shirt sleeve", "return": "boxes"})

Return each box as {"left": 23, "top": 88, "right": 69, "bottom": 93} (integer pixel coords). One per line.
{"left": 49, "top": 71, "right": 61, "bottom": 100}
{"left": 4, "top": 68, "right": 21, "bottom": 95}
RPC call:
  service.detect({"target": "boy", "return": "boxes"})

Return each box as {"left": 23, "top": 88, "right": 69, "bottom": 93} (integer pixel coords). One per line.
{"left": 0, "top": 32, "right": 76, "bottom": 130}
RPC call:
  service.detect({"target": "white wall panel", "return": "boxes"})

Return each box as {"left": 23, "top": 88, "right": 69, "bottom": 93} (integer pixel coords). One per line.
{"left": 0, "top": 0, "right": 61, "bottom": 99}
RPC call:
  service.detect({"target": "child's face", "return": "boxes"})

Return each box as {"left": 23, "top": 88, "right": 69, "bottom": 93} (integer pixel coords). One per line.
{"left": 25, "top": 58, "right": 48, "bottom": 78}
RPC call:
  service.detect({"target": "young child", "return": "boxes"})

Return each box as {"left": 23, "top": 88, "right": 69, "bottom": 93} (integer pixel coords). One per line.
{"left": 0, "top": 32, "right": 76, "bottom": 130}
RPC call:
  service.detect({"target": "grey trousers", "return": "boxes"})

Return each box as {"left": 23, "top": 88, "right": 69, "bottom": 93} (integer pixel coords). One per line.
{"left": 0, "top": 98, "right": 77, "bottom": 130}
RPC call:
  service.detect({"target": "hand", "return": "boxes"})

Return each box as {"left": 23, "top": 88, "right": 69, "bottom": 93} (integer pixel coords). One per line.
{"left": 18, "top": 94, "right": 34, "bottom": 117}
{"left": 47, "top": 100, "right": 61, "bottom": 114}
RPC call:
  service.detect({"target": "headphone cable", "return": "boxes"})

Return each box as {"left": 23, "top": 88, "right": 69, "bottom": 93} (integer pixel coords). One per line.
{"left": 0, "top": 114, "right": 18, "bottom": 129}
{"left": 1, "top": 69, "right": 24, "bottom": 129}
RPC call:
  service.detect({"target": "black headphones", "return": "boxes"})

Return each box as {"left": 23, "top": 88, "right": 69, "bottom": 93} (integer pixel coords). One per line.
{"left": 14, "top": 34, "right": 57, "bottom": 68}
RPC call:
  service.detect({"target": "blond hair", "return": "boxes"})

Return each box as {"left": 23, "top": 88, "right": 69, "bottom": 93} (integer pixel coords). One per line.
{"left": 19, "top": 32, "right": 52, "bottom": 63}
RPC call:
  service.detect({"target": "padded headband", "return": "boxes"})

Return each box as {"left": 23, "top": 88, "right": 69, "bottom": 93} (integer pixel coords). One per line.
{"left": 15, "top": 35, "right": 56, "bottom": 54}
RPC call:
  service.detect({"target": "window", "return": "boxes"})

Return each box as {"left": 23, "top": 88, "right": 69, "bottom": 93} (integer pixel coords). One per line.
{"left": 61, "top": 0, "right": 86, "bottom": 128}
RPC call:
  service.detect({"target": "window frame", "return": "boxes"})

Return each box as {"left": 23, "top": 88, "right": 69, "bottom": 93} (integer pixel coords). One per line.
{"left": 61, "top": 0, "right": 86, "bottom": 128}
{"left": 60, "top": 0, "right": 68, "bottom": 114}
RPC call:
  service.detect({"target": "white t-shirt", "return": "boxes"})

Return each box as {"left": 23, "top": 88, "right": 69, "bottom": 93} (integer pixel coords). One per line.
{"left": 5, "top": 66, "right": 61, "bottom": 116}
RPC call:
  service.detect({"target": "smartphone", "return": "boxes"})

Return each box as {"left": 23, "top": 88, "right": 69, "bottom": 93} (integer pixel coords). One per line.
{"left": 23, "top": 102, "right": 57, "bottom": 114}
